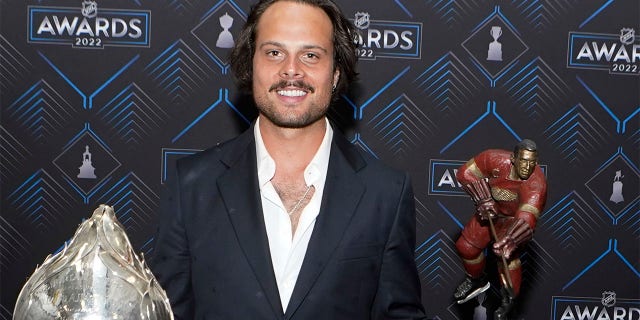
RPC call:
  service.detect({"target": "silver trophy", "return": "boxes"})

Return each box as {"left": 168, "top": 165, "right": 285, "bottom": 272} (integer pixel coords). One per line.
{"left": 14, "top": 204, "right": 173, "bottom": 320}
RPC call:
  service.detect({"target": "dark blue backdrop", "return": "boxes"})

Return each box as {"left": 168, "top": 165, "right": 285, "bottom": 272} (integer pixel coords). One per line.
{"left": 1, "top": 0, "right": 638, "bottom": 318}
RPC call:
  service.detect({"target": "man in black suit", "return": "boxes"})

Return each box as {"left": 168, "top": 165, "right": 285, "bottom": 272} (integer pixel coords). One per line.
{"left": 151, "top": 0, "right": 427, "bottom": 319}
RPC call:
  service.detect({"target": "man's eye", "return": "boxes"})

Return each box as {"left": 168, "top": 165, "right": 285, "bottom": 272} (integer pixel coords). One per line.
{"left": 267, "top": 50, "right": 281, "bottom": 57}
{"left": 305, "top": 53, "right": 319, "bottom": 59}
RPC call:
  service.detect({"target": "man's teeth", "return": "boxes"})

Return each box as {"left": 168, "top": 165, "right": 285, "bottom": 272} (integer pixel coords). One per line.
{"left": 277, "top": 90, "right": 307, "bottom": 97}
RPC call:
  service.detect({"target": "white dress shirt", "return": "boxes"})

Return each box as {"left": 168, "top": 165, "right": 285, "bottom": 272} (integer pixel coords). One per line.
{"left": 254, "top": 118, "right": 333, "bottom": 312}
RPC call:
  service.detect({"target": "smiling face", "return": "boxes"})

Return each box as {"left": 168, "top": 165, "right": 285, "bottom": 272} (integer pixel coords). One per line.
{"left": 251, "top": 1, "right": 339, "bottom": 129}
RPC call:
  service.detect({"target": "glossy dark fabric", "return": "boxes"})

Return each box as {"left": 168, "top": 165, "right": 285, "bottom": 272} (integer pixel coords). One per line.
{"left": 150, "top": 124, "right": 427, "bottom": 320}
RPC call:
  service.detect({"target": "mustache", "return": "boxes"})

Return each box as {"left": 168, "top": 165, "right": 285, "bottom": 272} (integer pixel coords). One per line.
{"left": 268, "top": 80, "right": 315, "bottom": 93}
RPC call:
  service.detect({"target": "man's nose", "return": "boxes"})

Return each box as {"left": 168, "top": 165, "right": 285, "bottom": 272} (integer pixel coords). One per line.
{"left": 280, "top": 56, "right": 304, "bottom": 79}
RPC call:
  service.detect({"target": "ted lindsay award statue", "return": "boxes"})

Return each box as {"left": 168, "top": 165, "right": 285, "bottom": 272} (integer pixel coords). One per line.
{"left": 13, "top": 205, "right": 173, "bottom": 320}
{"left": 453, "top": 139, "right": 547, "bottom": 320}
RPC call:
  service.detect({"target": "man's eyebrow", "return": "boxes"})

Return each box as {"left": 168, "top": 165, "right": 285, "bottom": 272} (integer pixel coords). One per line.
{"left": 258, "top": 41, "right": 284, "bottom": 49}
{"left": 302, "top": 45, "right": 329, "bottom": 54}
{"left": 258, "top": 41, "right": 329, "bottom": 54}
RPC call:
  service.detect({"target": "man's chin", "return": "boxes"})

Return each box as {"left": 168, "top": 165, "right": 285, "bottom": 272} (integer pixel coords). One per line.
{"left": 262, "top": 114, "right": 324, "bottom": 129}
{"left": 270, "top": 119, "right": 313, "bottom": 129}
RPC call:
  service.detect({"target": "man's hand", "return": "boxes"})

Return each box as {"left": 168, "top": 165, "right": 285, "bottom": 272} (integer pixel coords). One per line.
{"left": 493, "top": 218, "right": 533, "bottom": 259}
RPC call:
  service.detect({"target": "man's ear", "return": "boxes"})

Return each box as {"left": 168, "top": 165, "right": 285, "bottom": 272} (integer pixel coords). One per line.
{"left": 333, "top": 69, "right": 340, "bottom": 90}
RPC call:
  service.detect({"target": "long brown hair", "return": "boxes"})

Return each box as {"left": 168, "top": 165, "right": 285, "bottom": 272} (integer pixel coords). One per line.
{"left": 229, "top": 0, "right": 358, "bottom": 99}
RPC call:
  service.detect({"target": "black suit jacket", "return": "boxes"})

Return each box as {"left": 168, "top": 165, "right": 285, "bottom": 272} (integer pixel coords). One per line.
{"left": 151, "top": 125, "right": 426, "bottom": 319}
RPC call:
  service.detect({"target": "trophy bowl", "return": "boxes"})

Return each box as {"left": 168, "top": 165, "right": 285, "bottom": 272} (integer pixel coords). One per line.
{"left": 13, "top": 204, "right": 173, "bottom": 320}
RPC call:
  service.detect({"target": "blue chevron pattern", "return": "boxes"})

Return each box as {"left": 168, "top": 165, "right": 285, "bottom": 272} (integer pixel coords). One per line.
{"left": 424, "top": 0, "right": 485, "bottom": 28}
{"left": 166, "top": 0, "right": 195, "bottom": 14}
{"left": 0, "top": 1, "right": 637, "bottom": 318}
{"left": 414, "top": 52, "right": 484, "bottom": 115}
{"left": 511, "top": 0, "right": 580, "bottom": 32}
{"left": 629, "top": 123, "right": 640, "bottom": 150}
{"left": 145, "top": 39, "right": 216, "bottom": 105}
{"left": 544, "top": 104, "right": 610, "bottom": 163}
{"left": 576, "top": 76, "right": 640, "bottom": 134}
{"left": 140, "top": 236, "right": 155, "bottom": 258}
{"left": 367, "top": 94, "right": 437, "bottom": 159}
{"left": 501, "top": 57, "right": 571, "bottom": 121}
{"left": 96, "top": 172, "right": 160, "bottom": 234}
{"left": 520, "top": 240, "right": 561, "bottom": 289}
{"left": 619, "top": 201, "right": 640, "bottom": 240}
{"left": 39, "top": 53, "right": 139, "bottom": 110}
{"left": 440, "top": 101, "right": 522, "bottom": 154}
{"left": 461, "top": 6, "right": 530, "bottom": 82}
{"left": 415, "top": 230, "right": 465, "bottom": 293}
{"left": 7, "top": 169, "right": 76, "bottom": 230}
{"left": 0, "top": 304, "right": 11, "bottom": 320}
{"left": 172, "top": 88, "right": 251, "bottom": 143}
{"left": 97, "top": 83, "right": 169, "bottom": 145}
{"left": 584, "top": 148, "right": 640, "bottom": 221}
{"left": 355, "top": 66, "right": 411, "bottom": 120}
{"left": 191, "top": 0, "right": 246, "bottom": 72}
{"left": 415, "top": 197, "right": 436, "bottom": 228}
{"left": 0, "top": 216, "right": 32, "bottom": 272}
{"left": 6, "top": 80, "right": 76, "bottom": 142}
{"left": 349, "top": 133, "right": 378, "bottom": 159}
{"left": 0, "top": 126, "right": 31, "bottom": 180}
{"left": 562, "top": 239, "right": 639, "bottom": 291}
{"left": 539, "top": 191, "right": 609, "bottom": 253}
{"left": 0, "top": 34, "right": 32, "bottom": 90}
{"left": 51, "top": 123, "right": 122, "bottom": 203}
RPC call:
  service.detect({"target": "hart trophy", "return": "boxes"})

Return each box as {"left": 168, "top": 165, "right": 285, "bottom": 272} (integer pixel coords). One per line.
{"left": 13, "top": 204, "right": 174, "bottom": 320}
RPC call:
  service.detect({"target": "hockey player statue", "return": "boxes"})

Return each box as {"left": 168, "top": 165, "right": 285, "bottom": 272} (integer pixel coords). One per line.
{"left": 453, "top": 139, "right": 547, "bottom": 320}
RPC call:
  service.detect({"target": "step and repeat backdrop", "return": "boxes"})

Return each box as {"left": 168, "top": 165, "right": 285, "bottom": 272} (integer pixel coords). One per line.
{"left": 1, "top": 0, "right": 638, "bottom": 318}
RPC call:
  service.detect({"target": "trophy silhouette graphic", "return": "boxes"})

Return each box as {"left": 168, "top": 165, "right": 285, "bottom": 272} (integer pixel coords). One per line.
{"left": 609, "top": 170, "right": 624, "bottom": 203}
{"left": 487, "top": 26, "right": 503, "bottom": 61}
{"left": 216, "top": 13, "right": 235, "bottom": 48}
{"left": 473, "top": 292, "right": 488, "bottom": 320}
{"left": 78, "top": 145, "right": 97, "bottom": 179}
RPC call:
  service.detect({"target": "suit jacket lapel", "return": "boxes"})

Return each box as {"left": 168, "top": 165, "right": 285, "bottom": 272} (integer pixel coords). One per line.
{"left": 285, "top": 132, "right": 366, "bottom": 318}
{"left": 216, "top": 128, "right": 284, "bottom": 317}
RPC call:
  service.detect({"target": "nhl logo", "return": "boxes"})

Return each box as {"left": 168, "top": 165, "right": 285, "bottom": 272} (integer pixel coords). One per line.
{"left": 619, "top": 28, "right": 635, "bottom": 45}
{"left": 81, "top": 0, "right": 98, "bottom": 18}
{"left": 354, "top": 12, "right": 370, "bottom": 30}
{"left": 601, "top": 291, "right": 616, "bottom": 307}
